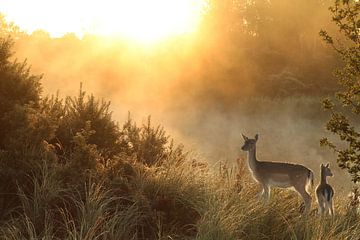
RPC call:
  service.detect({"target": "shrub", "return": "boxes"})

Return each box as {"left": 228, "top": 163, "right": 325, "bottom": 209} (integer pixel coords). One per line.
{"left": 0, "top": 37, "right": 42, "bottom": 149}
{"left": 119, "top": 115, "right": 185, "bottom": 166}
{"left": 55, "top": 86, "right": 121, "bottom": 162}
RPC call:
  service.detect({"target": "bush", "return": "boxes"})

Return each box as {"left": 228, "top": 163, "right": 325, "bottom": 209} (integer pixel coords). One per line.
{"left": 119, "top": 115, "right": 185, "bottom": 166}
{"left": 55, "top": 86, "right": 121, "bottom": 162}
{"left": 0, "top": 37, "right": 42, "bottom": 149}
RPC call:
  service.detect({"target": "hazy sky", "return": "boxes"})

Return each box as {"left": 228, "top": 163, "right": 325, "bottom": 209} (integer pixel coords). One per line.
{"left": 0, "top": 0, "right": 204, "bottom": 41}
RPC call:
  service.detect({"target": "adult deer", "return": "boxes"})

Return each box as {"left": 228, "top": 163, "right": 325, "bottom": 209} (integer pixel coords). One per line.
{"left": 241, "top": 134, "right": 314, "bottom": 212}
{"left": 315, "top": 163, "right": 334, "bottom": 216}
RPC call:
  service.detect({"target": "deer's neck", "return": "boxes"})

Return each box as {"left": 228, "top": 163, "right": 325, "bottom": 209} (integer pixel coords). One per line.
{"left": 320, "top": 170, "right": 327, "bottom": 185}
{"left": 247, "top": 148, "right": 259, "bottom": 171}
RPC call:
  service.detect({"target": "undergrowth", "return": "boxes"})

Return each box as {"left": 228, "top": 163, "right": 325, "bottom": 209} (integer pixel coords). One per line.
{"left": 0, "top": 155, "right": 359, "bottom": 240}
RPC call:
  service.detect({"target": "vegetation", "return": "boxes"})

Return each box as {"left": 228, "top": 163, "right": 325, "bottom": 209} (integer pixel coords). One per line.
{"left": 0, "top": 33, "right": 359, "bottom": 239}
{"left": 0, "top": 0, "right": 360, "bottom": 239}
{"left": 320, "top": 0, "right": 360, "bottom": 183}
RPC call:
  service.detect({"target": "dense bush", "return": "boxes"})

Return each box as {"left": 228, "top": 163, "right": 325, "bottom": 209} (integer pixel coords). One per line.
{"left": 0, "top": 35, "right": 184, "bottom": 228}
{"left": 0, "top": 37, "right": 42, "bottom": 149}
{"left": 119, "top": 115, "right": 184, "bottom": 166}
{"left": 55, "top": 87, "right": 121, "bottom": 160}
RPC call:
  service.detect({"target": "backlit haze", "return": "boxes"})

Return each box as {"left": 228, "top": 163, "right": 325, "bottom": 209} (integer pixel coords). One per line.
{"left": 0, "top": 0, "right": 350, "bottom": 190}
{"left": 0, "top": 0, "right": 205, "bottom": 42}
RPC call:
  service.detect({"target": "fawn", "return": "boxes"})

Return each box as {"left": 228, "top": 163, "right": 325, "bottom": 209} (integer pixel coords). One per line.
{"left": 316, "top": 163, "right": 334, "bottom": 216}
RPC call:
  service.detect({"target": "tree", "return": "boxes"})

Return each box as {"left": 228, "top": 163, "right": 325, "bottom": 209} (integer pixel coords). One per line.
{"left": 320, "top": 0, "right": 360, "bottom": 183}
{"left": 0, "top": 37, "right": 42, "bottom": 149}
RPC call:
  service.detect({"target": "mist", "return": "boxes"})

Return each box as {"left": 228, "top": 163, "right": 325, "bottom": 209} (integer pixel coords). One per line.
{"left": 2, "top": 0, "right": 352, "bottom": 190}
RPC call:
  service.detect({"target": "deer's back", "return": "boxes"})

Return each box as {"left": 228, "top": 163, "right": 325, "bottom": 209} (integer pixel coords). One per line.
{"left": 316, "top": 183, "right": 334, "bottom": 201}
{"left": 253, "top": 161, "right": 311, "bottom": 187}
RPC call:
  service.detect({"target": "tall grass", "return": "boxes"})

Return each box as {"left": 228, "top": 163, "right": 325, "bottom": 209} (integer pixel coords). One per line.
{"left": 0, "top": 155, "right": 359, "bottom": 240}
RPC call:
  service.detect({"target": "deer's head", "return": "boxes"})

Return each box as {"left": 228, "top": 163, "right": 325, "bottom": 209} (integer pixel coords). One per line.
{"left": 321, "top": 163, "right": 333, "bottom": 177}
{"left": 241, "top": 134, "right": 258, "bottom": 151}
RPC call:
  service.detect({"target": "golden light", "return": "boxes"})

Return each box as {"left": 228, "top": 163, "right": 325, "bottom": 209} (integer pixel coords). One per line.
{"left": 0, "top": 0, "right": 205, "bottom": 43}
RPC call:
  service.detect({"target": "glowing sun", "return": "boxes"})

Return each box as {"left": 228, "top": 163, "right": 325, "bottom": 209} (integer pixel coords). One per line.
{"left": 0, "top": 0, "right": 205, "bottom": 43}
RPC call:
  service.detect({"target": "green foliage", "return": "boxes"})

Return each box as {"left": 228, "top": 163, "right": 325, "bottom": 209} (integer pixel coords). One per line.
{"left": 0, "top": 36, "right": 188, "bottom": 237}
{"left": 56, "top": 86, "right": 121, "bottom": 161}
{"left": 320, "top": 0, "right": 360, "bottom": 183}
{"left": 0, "top": 40, "right": 59, "bottom": 208}
{"left": 0, "top": 37, "right": 41, "bottom": 111}
{"left": 57, "top": 121, "right": 103, "bottom": 186}
{"left": 119, "top": 115, "right": 184, "bottom": 166}
{"left": 0, "top": 37, "right": 42, "bottom": 149}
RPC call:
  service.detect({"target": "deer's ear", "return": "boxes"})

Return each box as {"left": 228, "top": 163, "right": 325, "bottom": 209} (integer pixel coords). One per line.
{"left": 242, "top": 134, "right": 248, "bottom": 141}
{"left": 320, "top": 163, "right": 324, "bottom": 167}
{"left": 255, "top": 134, "right": 259, "bottom": 141}
{"left": 325, "top": 163, "right": 330, "bottom": 168}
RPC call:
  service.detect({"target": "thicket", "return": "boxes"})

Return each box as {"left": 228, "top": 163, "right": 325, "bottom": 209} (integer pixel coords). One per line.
{"left": 0, "top": 36, "right": 189, "bottom": 239}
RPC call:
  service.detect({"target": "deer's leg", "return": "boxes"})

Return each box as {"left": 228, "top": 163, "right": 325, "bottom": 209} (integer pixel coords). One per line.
{"left": 295, "top": 185, "right": 312, "bottom": 213}
{"left": 316, "top": 192, "right": 325, "bottom": 215}
{"left": 318, "top": 200, "right": 325, "bottom": 215}
{"left": 324, "top": 201, "right": 330, "bottom": 215}
{"left": 317, "top": 195, "right": 325, "bottom": 215}
{"left": 258, "top": 185, "right": 265, "bottom": 199}
{"left": 258, "top": 183, "right": 270, "bottom": 201}
{"left": 328, "top": 199, "right": 334, "bottom": 216}
{"left": 262, "top": 185, "right": 270, "bottom": 201}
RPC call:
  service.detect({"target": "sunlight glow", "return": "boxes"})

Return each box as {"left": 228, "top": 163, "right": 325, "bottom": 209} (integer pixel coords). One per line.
{"left": 0, "top": 0, "right": 205, "bottom": 43}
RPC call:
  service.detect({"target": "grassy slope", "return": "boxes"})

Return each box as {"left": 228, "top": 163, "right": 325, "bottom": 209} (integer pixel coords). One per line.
{"left": 0, "top": 155, "right": 359, "bottom": 240}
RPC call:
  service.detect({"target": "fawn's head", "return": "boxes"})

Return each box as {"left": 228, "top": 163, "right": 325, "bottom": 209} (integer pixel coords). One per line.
{"left": 241, "top": 134, "right": 258, "bottom": 151}
{"left": 321, "top": 163, "right": 333, "bottom": 177}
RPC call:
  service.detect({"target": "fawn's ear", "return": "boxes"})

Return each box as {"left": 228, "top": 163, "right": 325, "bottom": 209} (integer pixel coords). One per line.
{"left": 255, "top": 134, "right": 259, "bottom": 141}
{"left": 325, "top": 163, "right": 330, "bottom": 168}
{"left": 320, "top": 163, "right": 324, "bottom": 167}
{"left": 242, "top": 134, "right": 248, "bottom": 141}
